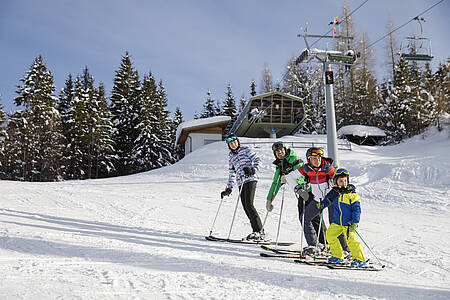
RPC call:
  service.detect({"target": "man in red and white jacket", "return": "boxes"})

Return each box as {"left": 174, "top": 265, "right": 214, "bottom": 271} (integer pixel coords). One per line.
{"left": 292, "top": 147, "right": 350, "bottom": 256}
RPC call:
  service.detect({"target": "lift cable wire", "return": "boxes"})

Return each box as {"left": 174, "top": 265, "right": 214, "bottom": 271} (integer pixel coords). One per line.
{"left": 275, "top": 0, "right": 370, "bottom": 89}
{"left": 364, "top": 0, "right": 445, "bottom": 51}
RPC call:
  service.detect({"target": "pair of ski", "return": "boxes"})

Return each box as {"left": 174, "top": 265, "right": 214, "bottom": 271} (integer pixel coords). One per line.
{"left": 259, "top": 245, "right": 329, "bottom": 260}
{"left": 205, "top": 235, "right": 294, "bottom": 246}
{"left": 261, "top": 245, "right": 384, "bottom": 271}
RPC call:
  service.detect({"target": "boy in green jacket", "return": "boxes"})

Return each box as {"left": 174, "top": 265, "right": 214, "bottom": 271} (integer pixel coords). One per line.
{"left": 266, "top": 142, "right": 325, "bottom": 244}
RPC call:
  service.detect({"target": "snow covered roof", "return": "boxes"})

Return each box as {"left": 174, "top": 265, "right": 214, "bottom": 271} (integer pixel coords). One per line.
{"left": 337, "top": 125, "right": 386, "bottom": 138}
{"left": 175, "top": 116, "right": 231, "bottom": 145}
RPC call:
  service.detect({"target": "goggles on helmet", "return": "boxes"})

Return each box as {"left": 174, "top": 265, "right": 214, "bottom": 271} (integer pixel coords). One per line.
{"left": 272, "top": 142, "right": 284, "bottom": 152}
{"left": 225, "top": 135, "right": 238, "bottom": 144}
{"left": 309, "top": 148, "right": 324, "bottom": 157}
{"left": 335, "top": 168, "right": 349, "bottom": 177}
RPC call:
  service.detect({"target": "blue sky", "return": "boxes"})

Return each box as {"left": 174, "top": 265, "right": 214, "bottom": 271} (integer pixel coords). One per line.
{"left": 1, "top": 0, "right": 448, "bottom": 119}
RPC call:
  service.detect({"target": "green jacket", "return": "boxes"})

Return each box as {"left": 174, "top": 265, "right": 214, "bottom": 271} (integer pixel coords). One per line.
{"left": 266, "top": 148, "right": 306, "bottom": 201}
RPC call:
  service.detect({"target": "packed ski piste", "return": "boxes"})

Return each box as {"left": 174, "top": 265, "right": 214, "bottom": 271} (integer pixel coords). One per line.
{"left": 1, "top": 128, "right": 450, "bottom": 299}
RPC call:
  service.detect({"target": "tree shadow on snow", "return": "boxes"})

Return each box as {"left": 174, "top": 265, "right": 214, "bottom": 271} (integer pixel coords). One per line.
{"left": 0, "top": 209, "right": 261, "bottom": 259}
{"left": 1, "top": 209, "right": 449, "bottom": 299}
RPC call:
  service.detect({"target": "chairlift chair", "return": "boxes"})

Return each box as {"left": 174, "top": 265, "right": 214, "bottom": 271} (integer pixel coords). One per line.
{"left": 399, "top": 17, "right": 433, "bottom": 62}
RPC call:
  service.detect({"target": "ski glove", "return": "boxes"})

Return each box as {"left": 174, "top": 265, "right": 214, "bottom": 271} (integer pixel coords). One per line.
{"left": 280, "top": 175, "right": 287, "bottom": 184}
{"left": 266, "top": 199, "right": 274, "bottom": 212}
{"left": 221, "top": 188, "right": 232, "bottom": 199}
{"left": 294, "top": 185, "right": 309, "bottom": 202}
{"left": 243, "top": 167, "right": 256, "bottom": 176}
{"left": 349, "top": 222, "right": 358, "bottom": 232}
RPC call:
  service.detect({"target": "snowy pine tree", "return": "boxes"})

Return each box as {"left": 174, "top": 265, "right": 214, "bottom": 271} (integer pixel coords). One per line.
{"left": 238, "top": 92, "right": 247, "bottom": 114}
{"left": 132, "top": 72, "right": 160, "bottom": 172}
{"left": 91, "top": 83, "right": 116, "bottom": 178}
{"left": 282, "top": 57, "right": 325, "bottom": 133}
{"left": 200, "top": 90, "right": 217, "bottom": 118}
{"left": 435, "top": 60, "right": 450, "bottom": 130}
{"left": 155, "top": 80, "right": 174, "bottom": 166}
{"left": 222, "top": 84, "right": 237, "bottom": 135}
{"left": 170, "top": 106, "right": 184, "bottom": 161}
{"left": 6, "top": 56, "right": 64, "bottom": 181}
{"left": 110, "top": 52, "right": 142, "bottom": 175}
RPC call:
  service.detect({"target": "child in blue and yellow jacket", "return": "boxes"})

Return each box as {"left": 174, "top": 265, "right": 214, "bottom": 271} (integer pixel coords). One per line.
{"left": 318, "top": 167, "right": 366, "bottom": 267}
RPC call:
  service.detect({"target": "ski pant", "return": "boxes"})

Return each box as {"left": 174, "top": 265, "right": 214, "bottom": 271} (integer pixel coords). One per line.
{"left": 301, "top": 192, "right": 349, "bottom": 250}
{"left": 297, "top": 193, "right": 325, "bottom": 244}
{"left": 326, "top": 223, "right": 365, "bottom": 261}
{"left": 240, "top": 181, "right": 263, "bottom": 233}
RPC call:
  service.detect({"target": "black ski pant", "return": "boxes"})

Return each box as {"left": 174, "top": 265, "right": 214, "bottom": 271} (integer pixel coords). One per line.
{"left": 240, "top": 180, "right": 263, "bottom": 233}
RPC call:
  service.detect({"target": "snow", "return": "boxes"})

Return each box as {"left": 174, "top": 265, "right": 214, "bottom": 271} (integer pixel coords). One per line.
{"left": 1, "top": 128, "right": 450, "bottom": 299}
{"left": 338, "top": 125, "right": 386, "bottom": 137}
{"left": 175, "top": 116, "right": 231, "bottom": 145}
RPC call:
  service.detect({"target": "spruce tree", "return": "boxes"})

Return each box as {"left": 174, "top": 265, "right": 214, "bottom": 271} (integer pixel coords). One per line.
{"left": 92, "top": 83, "right": 116, "bottom": 178}
{"left": 282, "top": 57, "right": 325, "bottom": 133}
{"left": 222, "top": 84, "right": 237, "bottom": 135}
{"left": 132, "top": 72, "right": 160, "bottom": 171}
{"left": 435, "top": 60, "right": 450, "bottom": 130}
{"left": 156, "top": 80, "right": 174, "bottom": 166}
{"left": 9, "top": 56, "right": 64, "bottom": 181}
{"left": 110, "top": 52, "right": 142, "bottom": 175}
{"left": 200, "top": 90, "right": 217, "bottom": 118}
{"left": 171, "top": 106, "right": 184, "bottom": 160}
{"left": 238, "top": 92, "right": 247, "bottom": 114}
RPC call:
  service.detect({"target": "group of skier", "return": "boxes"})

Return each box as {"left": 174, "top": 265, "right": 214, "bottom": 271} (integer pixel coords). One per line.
{"left": 220, "top": 134, "right": 366, "bottom": 267}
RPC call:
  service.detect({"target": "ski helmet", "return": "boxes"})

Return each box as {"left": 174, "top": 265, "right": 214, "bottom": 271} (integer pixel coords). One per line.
{"left": 225, "top": 133, "right": 240, "bottom": 151}
{"left": 306, "top": 147, "right": 324, "bottom": 159}
{"left": 272, "top": 141, "right": 286, "bottom": 158}
{"left": 333, "top": 168, "right": 350, "bottom": 185}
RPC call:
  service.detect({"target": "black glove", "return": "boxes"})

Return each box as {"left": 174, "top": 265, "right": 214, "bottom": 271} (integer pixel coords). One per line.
{"left": 243, "top": 167, "right": 256, "bottom": 176}
{"left": 221, "top": 188, "right": 232, "bottom": 199}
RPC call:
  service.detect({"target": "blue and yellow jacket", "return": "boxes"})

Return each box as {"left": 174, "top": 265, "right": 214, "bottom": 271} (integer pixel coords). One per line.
{"left": 321, "top": 184, "right": 361, "bottom": 226}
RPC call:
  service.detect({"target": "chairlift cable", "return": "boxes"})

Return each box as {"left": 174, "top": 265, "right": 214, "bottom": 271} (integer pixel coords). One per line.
{"left": 309, "top": 0, "right": 370, "bottom": 48}
{"left": 364, "top": 0, "right": 445, "bottom": 51}
{"left": 276, "top": 0, "right": 369, "bottom": 88}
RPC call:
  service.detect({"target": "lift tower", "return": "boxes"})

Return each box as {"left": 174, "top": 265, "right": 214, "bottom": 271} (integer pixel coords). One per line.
{"left": 296, "top": 25, "right": 356, "bottom": 167}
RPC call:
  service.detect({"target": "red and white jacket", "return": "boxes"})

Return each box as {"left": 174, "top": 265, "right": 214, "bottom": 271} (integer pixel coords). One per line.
{"left": 291, "top": 158, "right": 335, "bottom": 202}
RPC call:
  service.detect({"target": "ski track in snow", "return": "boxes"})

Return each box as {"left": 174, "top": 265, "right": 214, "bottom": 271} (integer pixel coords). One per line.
{"left": 1, "top": 129, "right": 450, "bottom": 299}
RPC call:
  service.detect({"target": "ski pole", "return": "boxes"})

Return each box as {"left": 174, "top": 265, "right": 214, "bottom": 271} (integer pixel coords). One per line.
{"left": 209, "top": 193, "right": 226, "bottom": 236}
{"left": 355, "top": 229, "right": 386, "bottom": 268}
{"left": 300, "top": 198, "right": 305, "bottom": 254}
{"left": 261, "top": 211, "right": 269, "bottom": 229}
{"left": 226, "top": 182, "right": 244, "bottom": 240}
{"left": 315, "top": 208, "right": 324, "bottom": 250}
{"left": 274, "top": 184, "right": 286, "bottom": 248}
{"left": 261, "top": 177, "right": 281, "bottom": 232}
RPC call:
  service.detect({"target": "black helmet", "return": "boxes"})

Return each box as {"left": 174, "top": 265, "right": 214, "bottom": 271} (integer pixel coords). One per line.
{"left": 225, "top": 133, "right": 240, "bottom": 151}
{"left": 306, "top": 147, "right": 324, "bottom": 159}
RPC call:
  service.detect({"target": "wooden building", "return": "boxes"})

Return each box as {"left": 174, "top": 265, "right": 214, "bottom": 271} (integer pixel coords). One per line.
{"left": 231, "top": 91, "right": 306, "bottom": 138}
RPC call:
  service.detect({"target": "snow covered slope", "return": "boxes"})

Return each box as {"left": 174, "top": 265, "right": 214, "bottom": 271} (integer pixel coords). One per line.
{"left": 1, "top": 128, "right": 449, "bottom": 299}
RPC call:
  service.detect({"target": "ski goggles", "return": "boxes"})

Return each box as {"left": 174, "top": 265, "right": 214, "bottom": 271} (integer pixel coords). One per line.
{"left": 335, "top": 168, "right": 349, "bottom": 177}
{"left": 272, "top": 142, "right": 284, "bottom": 152}
{"left": 225, "top": 135, "right": 238, "bottom": 144}
{"left": 309, "top": 149, "right": 324, "bottom": 157}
